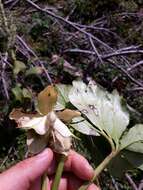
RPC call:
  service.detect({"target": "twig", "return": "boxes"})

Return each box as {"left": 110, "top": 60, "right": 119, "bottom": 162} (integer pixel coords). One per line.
{"left": 64, "top": 48, "right": 96, "bottom": 55}
{"left": 0, "top": 0, "right": 9, "bottom": 32}
{"left": 110, "top": 175, "right": 119, "bottom": 190}
{"left": 89, "top": 37, "right": 103, "bottom": 64}
{"left": 16, "top": 35, "right": 52, "bottom": 84}
{"left": 127, "top": 60, "right": 143, "bottom": 71}
{"left": 26, "top": 0, "right": 132, "bottom": 68}
{"left": 0, "top": 53, "right": 10, "bottom": 100}
{"left": 125, "top": 173, "right": 138, "bottom": 190}
{"left": 138, "top": 180, "right": 143, "bottom": 190}
{"left": 65, "top": 48, "right": 143, "bottom": 88}
{"left": 0, "top": 146, "right": 13, "bottom": 169}
{"left": 9, "top": 0, "right": 20, "bottom": 9}
{"left": 4, "top": 0, "right": 15, "bottom": 4}
{"left": 74, "top": 22, "right": 120, "bottom": 37}
{"left": 26, "top": 0, "right": 113, "bottom": 51}
{"left": 65, "top": 48, "right": 143, "bottom": 58}
{"left": 107, "top": 59, "right": 143, "bottom": 88}
{"left": 102, "top": 50, "right": 143, "bottom": 59}
{"left": 16, "top": 35, "right": 37, "bottom": 57}
{"left": 127, "top": 87, "right": 143, "bottom": 92}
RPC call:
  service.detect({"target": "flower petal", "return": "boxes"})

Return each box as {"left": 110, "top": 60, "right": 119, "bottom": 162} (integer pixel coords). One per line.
{"left": 27, "top": 130, "right": 47, "bottom": 154}
{"left": 46, "top": 111, "right": 72, "bottom": 137}
{"left": 51, "top": 130, "right": 71, "bottom": 156}
{"left": 37, "top": 85, "right": 58, "bottom": 115}
{"left": 56, "top": 109, "right": 81, "bottom": 123}
{"left": 24, "top": 115, "right": 48, "bottom": 135}
{"left": 53, "top": 117, "right": 73, "bottom": 137}
{"left": 9, "top": 108, "right": 48, "bottom": 135}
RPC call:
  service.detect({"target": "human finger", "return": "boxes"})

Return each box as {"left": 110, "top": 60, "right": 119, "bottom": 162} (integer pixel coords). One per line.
{"left": 0, "top": 148, "right": 53, "bottom": 190}
{"left": 49, "top": 174, "right": 99, "bottom": 190}
{"left": 64, "top": 150, "right": 94, "bottom": 180}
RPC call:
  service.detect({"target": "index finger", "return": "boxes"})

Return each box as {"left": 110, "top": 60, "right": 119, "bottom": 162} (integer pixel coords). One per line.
{"left": 64, "top": 150, "right": 94, "bottom": 180}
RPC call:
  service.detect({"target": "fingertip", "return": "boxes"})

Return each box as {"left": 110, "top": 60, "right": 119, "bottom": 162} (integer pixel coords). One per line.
{"left": 69, "top": 151, "right": 94, "bottom": 180}
{"left": 0, "top": 148, "right": 54, "bottom": 190}
{"left": 16, "top": 148, "right": 54, "bottom": 181}
{"left": 47, "top": 154, "right": 56, "bottom": 175}
{"left": 36, "top": 148, "right": 53, "bottom": 159}
{"left": 87, "top": 184, "right": 100, "bottom": 190}
{"left": 68, "top": 174, "right": 83, "bottom": 190}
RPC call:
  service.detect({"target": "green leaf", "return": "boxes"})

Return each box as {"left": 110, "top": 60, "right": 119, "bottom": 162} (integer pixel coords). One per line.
{"left": 69, "top": 81, "right": 129, "bottom": 146}
{"left": 123, "top": 150, "right": 143, "bottom": 171}
{"left": 120, "top": 124, "right": 143, "bottom": 152}
{"left": 22, "top": 88, "right": 32, "bottom": 99}
{"left": 12, "top": 85, "right": 23, "bottom": 102}
{"left": 55, "top": 84, "right": 72, "bottom": 110}
{"left": 25, "top": 67, "right": 43, "bottom": 76}
{"left": 13, "top": 60, "right": 26, "bottom": 75}
{"left": 108, "top": 151, "right": 133, "bottom": 178}
{"left": 70, "top": 116, "right": 100, "bottom": 136}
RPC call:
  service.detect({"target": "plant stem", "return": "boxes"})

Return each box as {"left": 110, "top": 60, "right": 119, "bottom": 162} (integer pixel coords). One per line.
{"left": 92, "top": 150, "right": 118, "bottom": 182}
{"left": 78, "top": 150, "right": 118, "bottom": 190}
{"left": 51, "top": 154, "right": 66, "bottom": 190}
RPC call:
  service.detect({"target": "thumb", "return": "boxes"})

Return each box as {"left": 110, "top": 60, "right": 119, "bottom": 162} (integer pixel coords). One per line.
{"left": 0, "top": 148, "right": 53, "bottom": 190}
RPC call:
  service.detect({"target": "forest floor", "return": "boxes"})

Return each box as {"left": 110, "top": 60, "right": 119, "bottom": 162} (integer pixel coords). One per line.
{"left": 1, "top": 0, "right": 143, "bottom": 189}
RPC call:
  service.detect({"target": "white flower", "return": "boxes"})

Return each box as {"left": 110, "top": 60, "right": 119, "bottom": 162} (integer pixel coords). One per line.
{"left": 9, "top": 109, "right": 73, "bottom": 155}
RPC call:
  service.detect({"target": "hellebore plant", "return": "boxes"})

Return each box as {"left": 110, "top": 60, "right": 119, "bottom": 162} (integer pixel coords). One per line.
{"left": 68, "top": 81, "right": 143, "bottom": 190}
{"left": 10, "top": 81, "right": 143, "bottom": 190}
{"left": 9, "top": 85, "right": 81, "bottom": 190}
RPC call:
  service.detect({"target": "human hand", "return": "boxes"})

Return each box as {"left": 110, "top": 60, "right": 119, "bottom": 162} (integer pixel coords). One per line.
{"left": 0, "top": 148, "right": 99, "bottom": 190}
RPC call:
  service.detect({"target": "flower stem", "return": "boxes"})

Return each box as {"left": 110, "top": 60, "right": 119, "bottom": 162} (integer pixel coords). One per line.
{"left": 51, "top": 154, "right": 66, "bottom": 190}
{"left": 78, "top": 150, "right": 118, "bottom": 190}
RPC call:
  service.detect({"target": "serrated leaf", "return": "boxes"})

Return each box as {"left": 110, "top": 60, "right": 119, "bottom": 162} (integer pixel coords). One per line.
{"left": 37, "top": 85, "right": 58, "bottom": 115}
{"left": 12, "top": 85, "right": 23, "bottom": 101}
{"left": 55, "top": 84, "right": 72, "bottom": 110}
{"left": 25, "top": 67, "right": 43, "bottom": 76}
{"left": 13, "top": 60, "right": 26, "bottom": 75}
{"left": 120, "top": 124, "right": 143, "bottom": 152}
{"left": 70, "top": 116, "right": 100, "bottom": 136}
{"left": 69, "top": 81, "right": 129, "bottom": 146}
